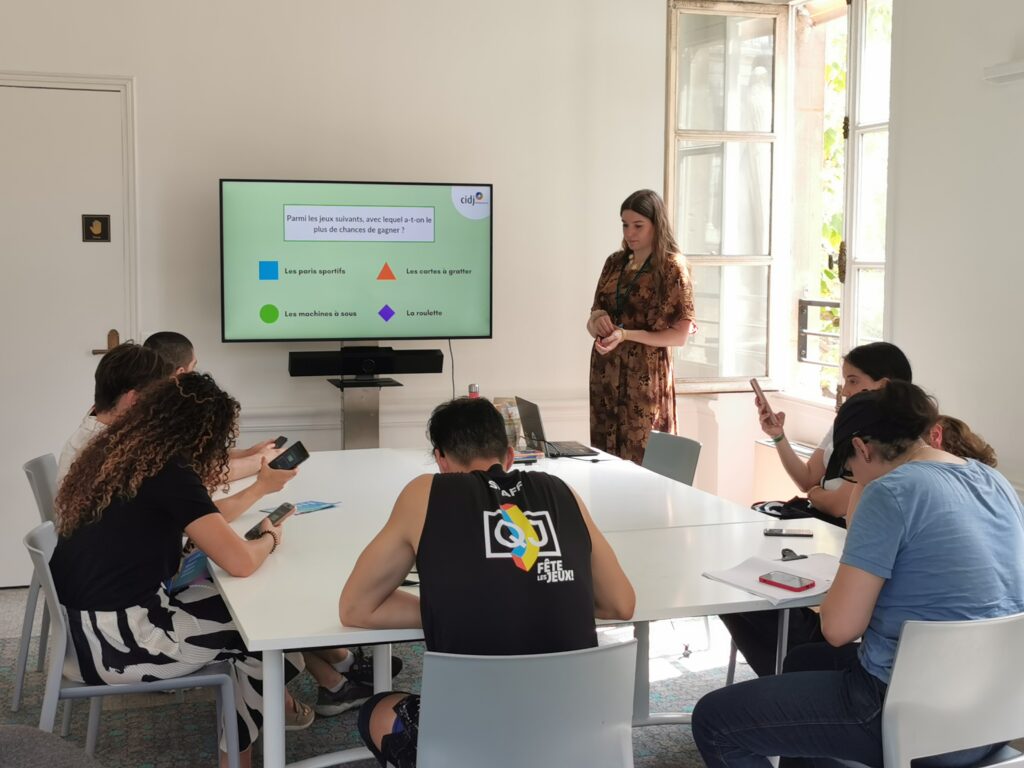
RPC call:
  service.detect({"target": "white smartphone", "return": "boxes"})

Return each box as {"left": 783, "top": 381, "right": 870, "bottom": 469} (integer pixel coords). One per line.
{"left": 750, "top": 378, "right": 779, "bottom": 427}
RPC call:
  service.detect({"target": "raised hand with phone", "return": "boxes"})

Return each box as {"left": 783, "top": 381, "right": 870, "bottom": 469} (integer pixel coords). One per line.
{"left": 213, "top": 452, "right": 299, "bottom": 523}
{"left": 750, "top": 378, "right": 785, "bottom": 439}
{"left": 226, "top": 435, "right": 288, "bottom": 481}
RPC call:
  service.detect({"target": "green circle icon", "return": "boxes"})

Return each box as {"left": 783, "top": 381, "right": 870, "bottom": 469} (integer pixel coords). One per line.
{"left": 259, "top": 304, "right": 280, "bottom": 324}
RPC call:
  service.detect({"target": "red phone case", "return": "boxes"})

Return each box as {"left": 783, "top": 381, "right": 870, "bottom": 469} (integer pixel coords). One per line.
{"left": 759, "top": 573, "right": 815, "bottom": 592}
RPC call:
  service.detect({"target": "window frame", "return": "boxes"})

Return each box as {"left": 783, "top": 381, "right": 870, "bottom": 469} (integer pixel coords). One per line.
{"left": 665, "top": 0, "right": 791, "bottom": 394}
{"left": 841, "top": 0, "right": 890, "bottom": 353}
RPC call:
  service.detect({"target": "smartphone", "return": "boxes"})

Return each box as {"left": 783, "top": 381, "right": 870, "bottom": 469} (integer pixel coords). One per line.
{"left": 749, "top": 378, "right": 780, "bottom": 427}
{"left": 244, "top": 502, "right": 296, "bottom": 540}
{"left": 268, "top": 441, "right": 309, "bottom": 470}
{"left": 272, "top": 435, "right": 288, "bottom": 449}
{"left": 764, "top": 528, "right": 814, "bottom": 537}
{"left": 759, "top": 571, "right": 815, "bottom": 592}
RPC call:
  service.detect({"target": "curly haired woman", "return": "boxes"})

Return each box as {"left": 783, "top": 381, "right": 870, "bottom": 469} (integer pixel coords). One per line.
{"left": 52, "top": 372, "right": 306, "bottom": 768}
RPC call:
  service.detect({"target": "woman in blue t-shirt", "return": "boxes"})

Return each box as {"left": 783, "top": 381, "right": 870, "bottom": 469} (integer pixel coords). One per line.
{"left": 53, "top": 373, "right": 306, "bottom": 768}
{"left": 726, "top": 342, "right": 913, "bottom": 678}
{"left": 693, "top": 381, "right": 1024, "bottom": 768}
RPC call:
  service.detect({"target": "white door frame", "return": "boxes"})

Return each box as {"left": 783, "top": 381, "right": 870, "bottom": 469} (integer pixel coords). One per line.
{"left": 0, "top": 71, "right": 139, "bottom": 340}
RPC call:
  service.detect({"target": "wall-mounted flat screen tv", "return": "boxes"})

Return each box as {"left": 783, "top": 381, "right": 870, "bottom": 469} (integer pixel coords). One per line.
{"left": 221, "top": 179, "right": 492, "bottom": 342}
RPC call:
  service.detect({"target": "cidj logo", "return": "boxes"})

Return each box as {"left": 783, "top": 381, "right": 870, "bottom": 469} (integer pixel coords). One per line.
{"left": 452, "top": 186, "right": 490, "bottom": 220}
{"left": 482, "top": 507, "right": 561, "bottom": 572}
{"left": 460, "top": 191, "right": 487, "bottom": 206}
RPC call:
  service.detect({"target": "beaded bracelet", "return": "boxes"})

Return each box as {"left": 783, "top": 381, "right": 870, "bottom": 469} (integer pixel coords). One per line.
{"left": 770, "top": 433, "right": 785, "bottom": 444}
{"left": 260, "top": 528, "right": 280, "bottom": 554}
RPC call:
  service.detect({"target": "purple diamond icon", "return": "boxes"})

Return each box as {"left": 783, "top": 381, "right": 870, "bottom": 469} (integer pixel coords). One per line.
{"left": 378, "top": 304, "right": 395, "bottom": 322}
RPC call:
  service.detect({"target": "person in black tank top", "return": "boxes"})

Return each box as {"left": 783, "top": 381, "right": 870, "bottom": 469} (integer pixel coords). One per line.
{"left": 340, "top": 397, "right": 635, "bottom": 768}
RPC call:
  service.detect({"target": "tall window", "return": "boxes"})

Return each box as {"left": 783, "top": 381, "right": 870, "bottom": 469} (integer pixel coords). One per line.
{"left": 667, "top": 3, "right": 787, "bottom": 390}
{"left": 789, "top": 0, "right": 892, "bottom": 400}
{"left": 668, "top": 0, "right": 893, "bottom": 400}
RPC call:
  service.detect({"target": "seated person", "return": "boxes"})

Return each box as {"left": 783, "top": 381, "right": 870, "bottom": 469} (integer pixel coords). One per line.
{"left": 144, "top": 330, "right": 282, "bottom": 480}
{"left": 339, "top": 397, "right": 636, "bottom": 768}
{"left": 727, "top": 408, "right": 1004, "bottom": 679}
{"left": 59, "top": 342, "right": 297, "bottom": 524}
{"left": 692, "top": 381, "right": 1024, "bottom": 768}
{"left": 754, "top": 341, "right": 913, "bottom": 519}
{"left": 53, "top": 373, "right": 310, "bottom": 768}
{"left": 726, "top": 341, "right": 914, "bottom": 677}
{"left": 929, "top": 413, "right": 997, "bottom": 466}
{"left": 144, "top": 330, "right": 401, "bottom": 709}
{"left": 57, "top": 343, "right": 171, "bottom": 481}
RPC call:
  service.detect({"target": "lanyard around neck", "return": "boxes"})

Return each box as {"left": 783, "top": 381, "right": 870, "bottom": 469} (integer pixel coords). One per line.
{"left": 614, "top": 254, "right": 652, "bottom": 322}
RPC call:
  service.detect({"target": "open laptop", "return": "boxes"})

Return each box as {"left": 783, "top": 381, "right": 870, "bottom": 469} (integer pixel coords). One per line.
{"left": 514, "top": 396, "right": 598, "bottom": 458}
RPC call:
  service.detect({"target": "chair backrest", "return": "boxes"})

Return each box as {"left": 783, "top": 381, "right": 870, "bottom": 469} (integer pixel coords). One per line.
{"left": 23, "top": 454, "right": 59, "bottom": 524}
{"left": 642, "top": 431, "right": 702, "bottom": 486}
{"left": 882, "top": 613, "right": 1024, "bottom": 768}
{"left": 418, "top": 639, "right": 637, "bottom": 768}
{"left": 23, "top": 523, "right": 75, "bottom": 688}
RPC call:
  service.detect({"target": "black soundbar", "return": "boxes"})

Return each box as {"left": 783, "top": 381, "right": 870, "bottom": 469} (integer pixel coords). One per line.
{"left": 288, "top": 347, "right": 444, "bottom": 377}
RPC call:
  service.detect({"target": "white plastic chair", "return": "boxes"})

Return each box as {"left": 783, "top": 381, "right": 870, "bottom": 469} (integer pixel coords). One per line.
{"left": 879, "top": 613, "right": 1024, "bottom": 768}
{"left": 417, "top": 639, "right": 637, "bottom": 768}
{"left": 24, "top": 522, "right": 240, "bottom": 768}
{"left": 12, "top": 454, "right": 58, "bottom": 712}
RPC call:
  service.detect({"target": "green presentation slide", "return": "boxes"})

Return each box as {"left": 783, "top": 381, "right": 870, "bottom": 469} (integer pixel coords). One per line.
{"left": 221, "top": 180, "right": 492, "bottom": 341}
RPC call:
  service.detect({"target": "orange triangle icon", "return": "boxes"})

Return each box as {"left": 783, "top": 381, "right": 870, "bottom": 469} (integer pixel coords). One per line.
{"left": 377, "top": 262, "right": 397, "bottom": 281}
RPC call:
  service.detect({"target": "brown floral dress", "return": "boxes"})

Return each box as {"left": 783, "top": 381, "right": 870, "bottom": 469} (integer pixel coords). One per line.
{"left": 589, "top": 252, "right": 695, "bottom": 464}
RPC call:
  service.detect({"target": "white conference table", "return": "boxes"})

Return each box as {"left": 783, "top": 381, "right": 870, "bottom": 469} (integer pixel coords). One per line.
{"left": 211, "top": 449, "right": 846, "bottom": 768}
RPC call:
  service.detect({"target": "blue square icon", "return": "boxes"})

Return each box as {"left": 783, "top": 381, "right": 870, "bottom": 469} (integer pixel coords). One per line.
{"left": 259, "top": 261, "right": 279, "bottom": 280}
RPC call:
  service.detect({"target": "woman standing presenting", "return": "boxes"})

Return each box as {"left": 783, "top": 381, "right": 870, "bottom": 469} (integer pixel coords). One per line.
{"left": 587, "top": 189, "right": 695, "bottom": 463}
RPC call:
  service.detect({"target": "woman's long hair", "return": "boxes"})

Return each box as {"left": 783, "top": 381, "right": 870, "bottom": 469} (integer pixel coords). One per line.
{"left": 934, "top": 415, "right": 997, "bottom": 467}
{"left": 56, "top": 372, "right": 239, "bottom": 536}
{"left": 619, "top": 189, "right": 688, "bottom": 304}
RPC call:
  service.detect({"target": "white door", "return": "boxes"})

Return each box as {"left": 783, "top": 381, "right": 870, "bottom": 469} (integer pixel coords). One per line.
{"left": 0, "top": 81, "right": 135, "bottom": 586}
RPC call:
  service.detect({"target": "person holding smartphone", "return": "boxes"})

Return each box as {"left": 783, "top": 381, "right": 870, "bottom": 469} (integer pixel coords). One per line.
{"left": 143, "top": 331, "right": 286, "bottom": 481}
{"left": 52, "top": 373, "right": 308, "bottom": 768}
{"left": 755, "top": 341, "right": 913, "bottom": 519}
{"left": 692, "top": 381, "right": 1024, "bottom": 768}
{"left": 721, "top": 343, "right": 915, "bottom": 678}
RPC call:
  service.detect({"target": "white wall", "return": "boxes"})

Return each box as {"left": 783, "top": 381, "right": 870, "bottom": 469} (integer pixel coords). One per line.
{"left": 0, "top": 0, "right": 667, "bottom": 455}
{"left": 887, "top": 0, "right": 1024, "bottom": 492}
{"left": 3, "top": 0, "right": 1019, "bottom": 518}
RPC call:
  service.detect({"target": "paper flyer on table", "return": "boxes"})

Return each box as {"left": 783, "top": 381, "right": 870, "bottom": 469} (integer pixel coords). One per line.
{"left": 703, "top": 553, "right": 840, "bottom": 606}
{"left": 260, "top": 500, "right": 339, "bottom": 515}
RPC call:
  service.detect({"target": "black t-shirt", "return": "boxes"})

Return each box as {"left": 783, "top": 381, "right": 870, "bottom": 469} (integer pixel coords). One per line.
{"left": 417, "top": 465, "right": 597, "bottom": 656}
{"left": 50, "top": 460, "right": 219, "bottom": 611}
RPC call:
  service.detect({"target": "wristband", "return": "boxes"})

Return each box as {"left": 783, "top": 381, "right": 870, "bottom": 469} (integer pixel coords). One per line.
{"left": 770, "top": 433, "right": 785, "bottom": 444}
{"left": 259, "top": 528, "right": 279, "bottom": 554}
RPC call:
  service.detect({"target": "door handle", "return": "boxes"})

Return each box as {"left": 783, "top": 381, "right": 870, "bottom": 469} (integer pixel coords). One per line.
{"left": 91, "top": 329, "right": 121, "bottom": 355}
